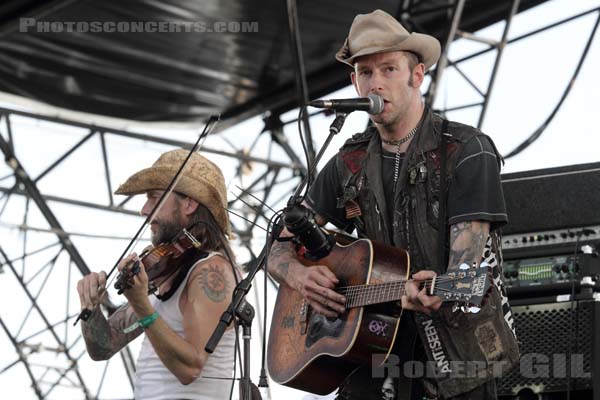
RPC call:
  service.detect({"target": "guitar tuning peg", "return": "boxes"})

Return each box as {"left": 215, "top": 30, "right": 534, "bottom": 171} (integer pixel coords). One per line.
{"left": 459, "top": 263, "right": 470, "bottom": 271}
{"left": 452, "top": 304, "right": 461, "bottom": 313}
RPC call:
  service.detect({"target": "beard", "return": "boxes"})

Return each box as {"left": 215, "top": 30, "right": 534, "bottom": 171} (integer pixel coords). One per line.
{"left": 151, "top": 213, "right": 186, "bottom": 246}
{"left": 151, "top": 221, "right": 180, "bottom": 246}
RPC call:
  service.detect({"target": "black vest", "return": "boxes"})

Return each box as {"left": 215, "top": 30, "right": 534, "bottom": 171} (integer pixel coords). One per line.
{"left": 334, "top": 108, "right": 519, "bottom": 397}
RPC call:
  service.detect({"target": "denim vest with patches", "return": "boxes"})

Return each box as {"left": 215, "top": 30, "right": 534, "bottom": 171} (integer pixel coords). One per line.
{"left": 334, "top": 108, "right": 519, "bottom": 398}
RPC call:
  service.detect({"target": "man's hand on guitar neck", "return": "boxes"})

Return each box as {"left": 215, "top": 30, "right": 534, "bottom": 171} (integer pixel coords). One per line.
{"left": 401, "top": 270, "right": 443, "bottom": 314}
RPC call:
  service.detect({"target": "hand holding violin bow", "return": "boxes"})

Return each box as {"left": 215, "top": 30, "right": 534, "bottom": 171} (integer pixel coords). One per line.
{"left": 76, "top": 253, "right": 146, "bottom": 316}
{"left": 73, "top": 116, "right": 219, "bottom": 325}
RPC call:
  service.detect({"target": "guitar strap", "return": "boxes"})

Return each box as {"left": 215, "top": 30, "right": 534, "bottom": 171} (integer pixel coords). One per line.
{"left": 437, "top": 119, "right": 450, "bottom": 272}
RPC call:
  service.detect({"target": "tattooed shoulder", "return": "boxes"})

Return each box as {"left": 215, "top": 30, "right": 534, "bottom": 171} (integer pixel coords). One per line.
{"left": 195, "top": 263, "right": 229, "bottom": 303}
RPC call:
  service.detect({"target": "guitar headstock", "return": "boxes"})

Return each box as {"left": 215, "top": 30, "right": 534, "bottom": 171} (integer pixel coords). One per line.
{"left": 430, "top": 262, "right": 491, "bottom": 309}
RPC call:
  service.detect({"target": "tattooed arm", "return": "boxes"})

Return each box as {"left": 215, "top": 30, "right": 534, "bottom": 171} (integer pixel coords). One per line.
{"left": 402, "top": 221, "right": 490, "bottom": 314}
{"left": 268, "top": 210, "right": 345, "bottom": 317}
{"left": 81, "top": 304, "right": 142, "bottom": 360}
{"left": 446, "top": 221, "right": 490, "bottom": 272}
{"left": 267, "top": 235, "right": 297, "bottom": 286}
{"left": 77, "top": 265, "right": 143, "bottom": 361}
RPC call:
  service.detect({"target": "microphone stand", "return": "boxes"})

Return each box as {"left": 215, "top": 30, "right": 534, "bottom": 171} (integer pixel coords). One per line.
{"left": 204, "top": 111, "right": 349, "bottom": 400}
{"left": 288, "top": 112, "right": 347, "bottom": 206}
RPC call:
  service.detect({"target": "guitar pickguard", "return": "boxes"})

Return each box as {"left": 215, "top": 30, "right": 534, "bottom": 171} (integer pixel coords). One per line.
{"left": 305, "top": 313, "right": 346, "bottom": 348}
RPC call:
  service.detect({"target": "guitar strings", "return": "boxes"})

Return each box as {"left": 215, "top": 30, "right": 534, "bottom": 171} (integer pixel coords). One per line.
{"left": 335, "top": 274, "right": 482, "bottom": 293}
{"left": 337, "top": 277, "right": 484, "bottom": 306}
{"left": 339, "top": 284, "right": 463, "bottom": 299}
{"left": 342, "top": 286, "right": 476, "bottom": 307}
{"left": 342, "top": 270, "right": 488, "bottom": 287}
{"left": 344, "top": 290, "right": 466, "bottom": 308}
{"left": 325, "top": 263, "right": 475, "bottom": 300}
{"left": 340, "top": 285, "right": 464, "bottom": 298}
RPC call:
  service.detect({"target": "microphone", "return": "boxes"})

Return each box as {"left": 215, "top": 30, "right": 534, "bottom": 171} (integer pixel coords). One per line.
{"left": 283, "top": 204, "right": 335, "bottom": 260}
{"left": 309, "top": 93, "right": 384, "bottom": 115}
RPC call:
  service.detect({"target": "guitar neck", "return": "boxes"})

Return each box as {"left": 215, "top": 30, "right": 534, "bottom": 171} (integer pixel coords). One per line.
{"left": 336, "top": 265, "right": 490, "bottom": 309}
{"left": 337, "top": 280, "right": 432, "bottom": 308}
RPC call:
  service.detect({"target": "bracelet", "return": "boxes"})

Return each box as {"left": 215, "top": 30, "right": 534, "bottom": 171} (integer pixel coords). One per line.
{"left": 123, "top": 311, "right": 159, "bottom": 333}
{"left": 139, "top": 312, "right": 159, "bottom": 329}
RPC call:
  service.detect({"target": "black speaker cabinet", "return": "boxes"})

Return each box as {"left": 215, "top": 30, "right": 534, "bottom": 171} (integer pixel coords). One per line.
{"left": 502, "top": 162, "right": 600, "bottom": 235}
{"left": 498, "top": 296, "right": 600, "bottom": 399}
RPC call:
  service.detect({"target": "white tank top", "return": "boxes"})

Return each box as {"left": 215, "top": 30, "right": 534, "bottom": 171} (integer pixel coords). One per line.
{"left": 134, "top": 252, "right": 236, "bottom": 400}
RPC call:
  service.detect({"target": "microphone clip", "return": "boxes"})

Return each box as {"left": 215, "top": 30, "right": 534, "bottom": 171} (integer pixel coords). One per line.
{"left": 283, "top": 204, "right": 334, "bottom": 261}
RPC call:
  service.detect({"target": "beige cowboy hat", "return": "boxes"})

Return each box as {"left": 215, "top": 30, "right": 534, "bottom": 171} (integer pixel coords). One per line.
{"left": 336, "top": 9, "right": 441, "bottom": 70}
{"left": 115, "top": 149, "right": 231, "bottom": 237}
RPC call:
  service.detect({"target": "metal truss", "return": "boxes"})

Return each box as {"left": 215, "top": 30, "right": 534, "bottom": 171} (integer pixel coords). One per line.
{"left": 0, "top": 107, "right": 306, "bottom": 399}
{"left": 422, "top": 1, "right": 599, "bottom": 129}
{"left": 412, "top": 0, "right": 523, "bottom": 127}
{"left": 0, "top": 1, "right": 597, "bottom": 398}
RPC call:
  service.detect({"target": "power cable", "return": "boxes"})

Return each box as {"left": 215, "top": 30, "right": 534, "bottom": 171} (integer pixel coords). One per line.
{"left": 504, "top": 12, "right": 600, "bottom": 159}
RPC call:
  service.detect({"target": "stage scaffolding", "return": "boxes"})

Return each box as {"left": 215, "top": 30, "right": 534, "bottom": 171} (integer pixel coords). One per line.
{"left": 0, "top": 1, "right": 597, "bottom": 398}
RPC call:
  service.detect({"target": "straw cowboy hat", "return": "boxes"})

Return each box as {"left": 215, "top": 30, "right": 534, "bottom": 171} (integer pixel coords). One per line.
{"left": 115, "top": 149, "right": 231, "bottom": 237}
{"left": 336, "top": 9, "right": 441, "bottom": 70}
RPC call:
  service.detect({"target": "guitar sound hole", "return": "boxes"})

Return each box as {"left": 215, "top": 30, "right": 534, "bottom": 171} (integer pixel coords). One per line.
{"left": 305, "top": 313, "right": 345, "bottom": 348}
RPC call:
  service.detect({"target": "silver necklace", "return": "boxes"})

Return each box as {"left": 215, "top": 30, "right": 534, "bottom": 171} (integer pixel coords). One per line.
{"left": 390, "top": 126, "right": 418, "bottom": 185}
{"left": 382, "top": 126, "right": 418, "bottom": 146}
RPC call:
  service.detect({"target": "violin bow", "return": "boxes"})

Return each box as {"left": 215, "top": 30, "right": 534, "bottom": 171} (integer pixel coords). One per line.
{"left": 74, "top": 115, "right": 220, "bottom": 325}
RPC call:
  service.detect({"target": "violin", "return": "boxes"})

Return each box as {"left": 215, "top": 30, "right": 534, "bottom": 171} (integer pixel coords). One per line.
{"left": 114, "top": 228, "right": 202, "bottom": 295}
{"left": 73, "top": 116, "right": 220, "bottom": 325}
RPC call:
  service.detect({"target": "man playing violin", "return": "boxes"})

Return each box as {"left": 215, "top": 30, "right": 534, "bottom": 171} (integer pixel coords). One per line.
{"left": 268, "top": 10, "right": 519, "bottom": 400}
{"left": 77, "top": 149, "right": 238, "bottom": 400}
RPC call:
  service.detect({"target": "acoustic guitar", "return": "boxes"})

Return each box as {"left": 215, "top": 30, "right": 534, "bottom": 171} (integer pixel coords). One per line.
{"left": 267, "top": 237, "right": 490, "bottom": 395}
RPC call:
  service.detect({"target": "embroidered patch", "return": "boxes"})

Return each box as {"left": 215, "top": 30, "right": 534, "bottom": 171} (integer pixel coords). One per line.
{"left": 345, "top": 199, "right": 362, "bottom": 219}
{"left": 341, "top": 149, "right": 367, "bottom": 174}
{"left": 421, "top": 318, "right": 452, "bottom": 373}
{"left": 475, "top": 321, "right": 503, "bottom": 361}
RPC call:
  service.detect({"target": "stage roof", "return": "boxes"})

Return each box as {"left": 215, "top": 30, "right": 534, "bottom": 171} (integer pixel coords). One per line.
{"left": 0, "top": 0, "right": 547, "bottom": 128}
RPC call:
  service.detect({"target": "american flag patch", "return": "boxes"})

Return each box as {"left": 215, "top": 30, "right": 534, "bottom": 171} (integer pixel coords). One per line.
{"left": 345, "top": 199, "right": 362, "bottom": 219}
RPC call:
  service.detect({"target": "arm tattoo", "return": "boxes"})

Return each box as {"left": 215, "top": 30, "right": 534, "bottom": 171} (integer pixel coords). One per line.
{"left": 81, "top": 308, "right": 113, "bottom": 360}
{"left": 268, "top": 240, "right": 296, "bottom": 284}
{"left": 196, "top": 264, "right": 228, "bottom": 303}
{"left": 81, "top": 304, "right": 141, "bottom": 360}
{"left": 278, "top": 262, "right": 290, "bottom": 279}
{"left": 447, "top": 221, "right": 490, "bottom": 272}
